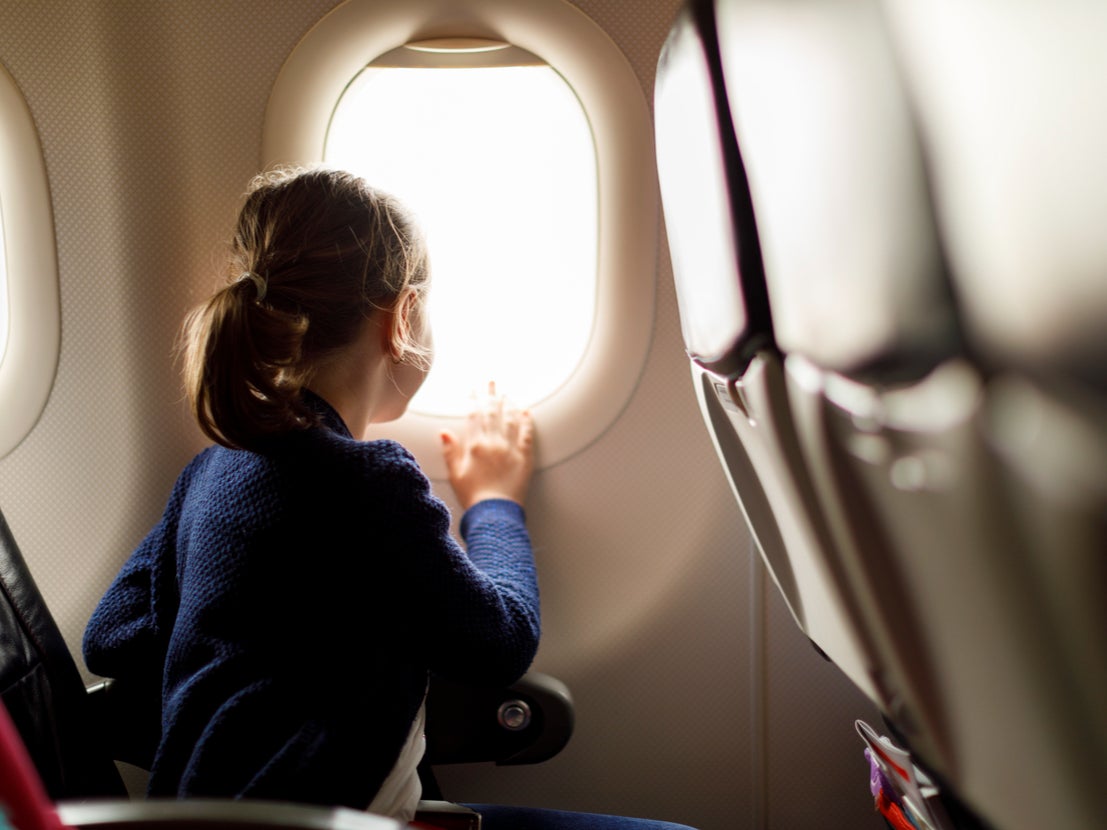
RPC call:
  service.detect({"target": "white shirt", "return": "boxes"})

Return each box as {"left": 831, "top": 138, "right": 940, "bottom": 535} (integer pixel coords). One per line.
{"left": 367, "top": 702, "right": 426, "bottom": 823}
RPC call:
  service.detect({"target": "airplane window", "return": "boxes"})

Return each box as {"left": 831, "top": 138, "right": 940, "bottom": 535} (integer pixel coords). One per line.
{"left": 262, "top": 0, "right": 657, "bottom": 476}
{"left": 325, "top": 49, "right": 598, "bottom": 416}
{"left": 0, "top": 61, "right": 60, "bottom": 459}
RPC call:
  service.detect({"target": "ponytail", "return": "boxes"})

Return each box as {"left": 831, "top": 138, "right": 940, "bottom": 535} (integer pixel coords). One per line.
{"left": 181, "top": 276, "right": 312, "bottom": 450}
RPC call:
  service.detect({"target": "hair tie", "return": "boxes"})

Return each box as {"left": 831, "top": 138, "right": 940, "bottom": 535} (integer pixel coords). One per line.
{"left": 237, "top": 271, "right": 268, "bottom": 302}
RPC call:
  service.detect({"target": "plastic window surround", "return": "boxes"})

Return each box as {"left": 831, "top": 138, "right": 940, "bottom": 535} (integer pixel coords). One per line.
{"left": 262, "top": 0, "right": 657, "bottom": 478}
{"left": 0, "top": 62, "right": 60, "bottom": 460}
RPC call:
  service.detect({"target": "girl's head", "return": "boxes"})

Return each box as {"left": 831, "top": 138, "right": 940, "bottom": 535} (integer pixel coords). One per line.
{"left": 182, "top": 167, "right": 430, "bottom": 450}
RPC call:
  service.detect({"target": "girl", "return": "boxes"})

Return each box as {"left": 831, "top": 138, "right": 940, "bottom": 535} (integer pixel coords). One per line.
{"left": 83, "top": 168, "right": 696, "bottom": 830}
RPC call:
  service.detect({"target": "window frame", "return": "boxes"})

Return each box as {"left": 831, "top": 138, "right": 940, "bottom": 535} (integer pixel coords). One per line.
{"left": 262, "top": 0, "right": 657, "bottom": 477}
{"left": 0, "top": 61, "right": 60, "bottom": 459}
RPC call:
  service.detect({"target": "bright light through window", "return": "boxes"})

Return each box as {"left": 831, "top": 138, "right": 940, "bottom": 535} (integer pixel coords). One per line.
{"left": 325, "top": 61, "right": 598, "bottom": 416}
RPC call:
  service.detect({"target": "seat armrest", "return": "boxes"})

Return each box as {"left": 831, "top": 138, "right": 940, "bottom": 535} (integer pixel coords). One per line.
{"left": 424, "top": 671, "right": 574, "bottom": 767}
{"left": 87, "top": 670, "right": 574, "bottom": 773}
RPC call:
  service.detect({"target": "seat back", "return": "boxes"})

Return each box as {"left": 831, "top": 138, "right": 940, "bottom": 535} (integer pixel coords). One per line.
{"left": 704, "top": 0, "right": 962, "bottom": 780}
{"left": 0, "top": 507, "right": 126, "bottom": 799}
{"left": 658, "top": 0, "right": 1107, "bottom": 828}
{"left": 655, "top": 0, "right": 884, "bottom": 707}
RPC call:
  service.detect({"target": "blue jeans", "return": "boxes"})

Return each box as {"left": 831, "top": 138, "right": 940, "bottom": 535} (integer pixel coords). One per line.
{"left": 462, "top": 804, "right": 698, "bottom": 830}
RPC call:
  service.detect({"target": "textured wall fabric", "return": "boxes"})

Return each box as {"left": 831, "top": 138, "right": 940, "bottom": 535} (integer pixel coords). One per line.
{"left": 0, "top": 3, "right": 877, "bottom": 829}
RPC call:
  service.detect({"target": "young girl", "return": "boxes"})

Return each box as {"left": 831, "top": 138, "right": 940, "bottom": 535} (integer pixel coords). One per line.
{"left": 83, "top": 168, "right": 696, "bottom": 830}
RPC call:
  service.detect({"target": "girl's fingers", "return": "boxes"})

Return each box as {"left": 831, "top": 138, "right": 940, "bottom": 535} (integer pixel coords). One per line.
{"left": 487, "top": 393, "right": 504, "bottom": 432}
{"left": 504, "top": 410, "right": 520, "bottom": 443}
{"left": 517, "top": 410, "right": 535, "bottom": 449}
{"left": 472, "top": 381, "right": 507, "bottom": 435}
{"left": 442, "top": 386, "right": 535, "bottom": 508}
{"left": 440, "top": 429, "right": 456, "bottom": 453}
{"left": 463, "top": 382, "right": 531, "bottom": 448}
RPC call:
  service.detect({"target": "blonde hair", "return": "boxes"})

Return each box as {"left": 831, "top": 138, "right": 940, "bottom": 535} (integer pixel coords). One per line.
{"left": 181, "top": 167, "right": 429, "bottom": 451}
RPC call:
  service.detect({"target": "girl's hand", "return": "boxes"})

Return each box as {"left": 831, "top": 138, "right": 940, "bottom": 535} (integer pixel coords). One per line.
{"left": 440, "top": 382, "right": 535, "bottom": 510}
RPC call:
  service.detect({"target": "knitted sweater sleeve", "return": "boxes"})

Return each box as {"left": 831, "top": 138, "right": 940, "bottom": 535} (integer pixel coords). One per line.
{"left": 374, "top": 445, "right": 540, "bottom": 687}
{"left": 82, "top": 455, "right": 200, "bottom": 679}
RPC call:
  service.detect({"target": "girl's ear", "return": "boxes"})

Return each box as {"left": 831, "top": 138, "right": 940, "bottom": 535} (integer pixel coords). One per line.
{"left": 385, "top": 290, "right": 419, "bottom": 362}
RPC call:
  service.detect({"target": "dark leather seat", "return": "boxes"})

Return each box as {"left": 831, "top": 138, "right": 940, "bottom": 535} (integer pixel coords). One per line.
{"left": 0, "top": 507, "right": 126, "bottom": 799}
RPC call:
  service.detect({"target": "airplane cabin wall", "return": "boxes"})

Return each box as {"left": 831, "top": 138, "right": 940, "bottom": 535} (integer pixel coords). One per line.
{"left": 0, "top": 2, "right": 879, "bottom": 828}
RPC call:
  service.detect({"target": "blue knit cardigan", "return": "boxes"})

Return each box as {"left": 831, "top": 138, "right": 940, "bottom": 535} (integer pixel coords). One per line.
{"left": 83, "top": 395, "right": 540, "bottom": 808}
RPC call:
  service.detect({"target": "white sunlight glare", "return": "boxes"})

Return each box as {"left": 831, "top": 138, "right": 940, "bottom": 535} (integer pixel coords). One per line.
{"left": 325, "top": 65, "right": 598, "bottom": 415}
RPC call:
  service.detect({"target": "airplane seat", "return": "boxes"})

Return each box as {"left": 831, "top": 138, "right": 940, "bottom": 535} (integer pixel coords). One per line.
{"left": 654, "top": 4, "right": 965, "bottom": 816}
{"left": 0, "top": 506, "right": 127, "bottom": 800}
{"left": 664, "top": 0, "right": 1107, "bottom": 829}
{"left": 690, "top": 0, "right": 966, "bottom": 784}
{"left": 653, "top": 0, "right": 884, "bottom": 712}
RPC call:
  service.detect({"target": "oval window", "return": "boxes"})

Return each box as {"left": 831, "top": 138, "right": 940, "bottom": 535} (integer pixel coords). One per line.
{"left": 262, "top": 0, "right": 657, "bottom": 476}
